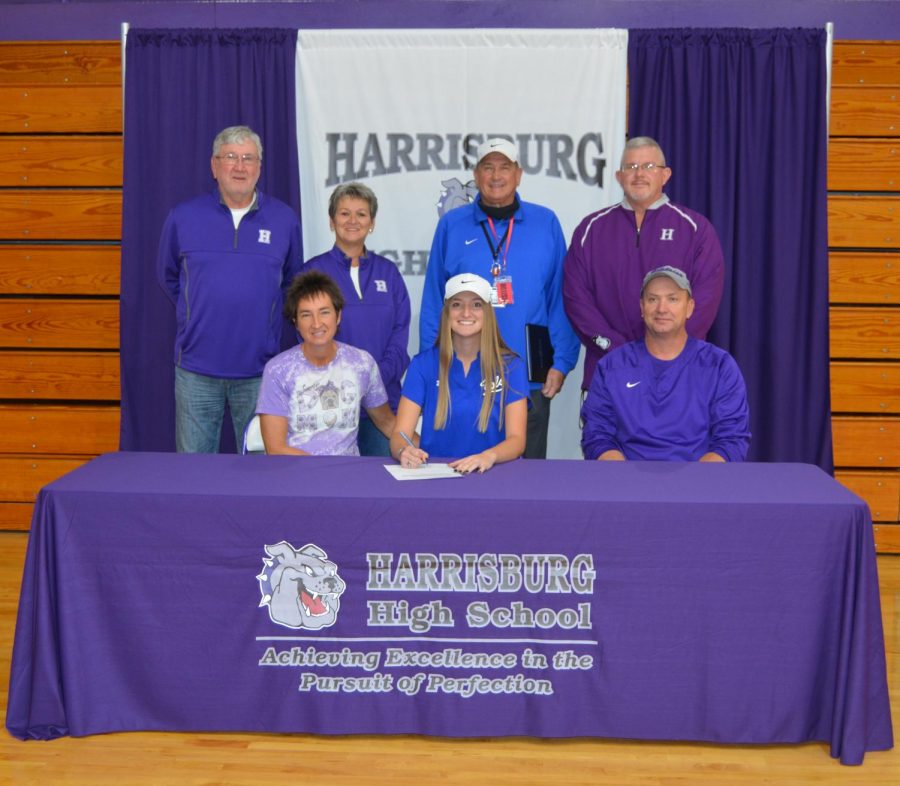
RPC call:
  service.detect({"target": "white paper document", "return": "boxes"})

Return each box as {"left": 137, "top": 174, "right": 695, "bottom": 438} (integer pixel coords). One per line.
{"left": 383, "top": 463, "right": 462, "bottom": 481}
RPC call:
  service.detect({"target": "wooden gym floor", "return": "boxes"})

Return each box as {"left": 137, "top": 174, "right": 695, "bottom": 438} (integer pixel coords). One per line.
{"left": 0, "top": 532, "right": 897, "bottom": 785}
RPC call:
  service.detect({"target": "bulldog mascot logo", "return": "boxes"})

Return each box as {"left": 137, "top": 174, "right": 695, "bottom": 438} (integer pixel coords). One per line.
{"left": 436, "top": 177, "right": 479, "bottom": 217}
{"left": 257, "top": 542, "right": 345, "bottom": 629}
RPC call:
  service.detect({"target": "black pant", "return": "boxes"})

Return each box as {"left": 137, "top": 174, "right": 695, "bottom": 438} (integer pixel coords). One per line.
{"left": 525, "top": 389, "right": 550, "bottom": 459}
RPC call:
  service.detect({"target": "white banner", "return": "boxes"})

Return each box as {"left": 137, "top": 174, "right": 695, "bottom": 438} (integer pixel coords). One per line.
{"left": 296, "top": 29, "right": 627, "bottom": 458}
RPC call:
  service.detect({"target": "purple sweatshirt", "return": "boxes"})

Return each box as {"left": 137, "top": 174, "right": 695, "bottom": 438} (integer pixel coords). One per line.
{"left": 157, "top": 188, "right": 303, "bottom": 378}
{"left": 304, "top": 246, "right": 410, "bottom": 413}
{"left": 563, "top": 196, "right": 724, "bottom": 389}
{"left": 580, "top": 337, "right": 750, "bottom": 462}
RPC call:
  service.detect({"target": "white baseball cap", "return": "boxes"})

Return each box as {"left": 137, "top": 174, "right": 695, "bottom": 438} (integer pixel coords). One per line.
{"left": 444, "top": 273, "right": 493, "bottom": 303}
{"left": 476, "top": 138, "right": 518, "bottom": 165}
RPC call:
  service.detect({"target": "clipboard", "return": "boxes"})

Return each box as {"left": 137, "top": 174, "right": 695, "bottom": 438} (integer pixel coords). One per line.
{"left": 525, "top": 323, "right": 554, "bottom": 383}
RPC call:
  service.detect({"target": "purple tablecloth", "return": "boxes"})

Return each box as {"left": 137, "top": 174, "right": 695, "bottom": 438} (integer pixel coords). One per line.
{"left": 6, "top": 453, "right": 893, "bottom": 764}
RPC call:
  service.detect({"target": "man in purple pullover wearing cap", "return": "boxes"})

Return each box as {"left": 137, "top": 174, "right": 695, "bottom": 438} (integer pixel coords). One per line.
{"left": 581, "top": 266, "right": 749, "bottom": 462}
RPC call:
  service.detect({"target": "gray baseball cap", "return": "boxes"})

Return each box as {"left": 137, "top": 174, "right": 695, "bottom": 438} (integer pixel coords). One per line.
{"left": 641, "top": 265, "right": 693, "bottom": 296}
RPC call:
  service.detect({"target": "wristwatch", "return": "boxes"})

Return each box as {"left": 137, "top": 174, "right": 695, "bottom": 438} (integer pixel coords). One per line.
{"left": 592, "top": 335, "right": 611, "bottom": 351}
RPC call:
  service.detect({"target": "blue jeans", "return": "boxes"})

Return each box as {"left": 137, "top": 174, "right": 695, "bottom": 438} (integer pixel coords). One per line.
{"left": 357, "top": 416, "right": 391, "bottom": 457}
{"left": 175, "top": 366, "right": 261, "bottom": 454}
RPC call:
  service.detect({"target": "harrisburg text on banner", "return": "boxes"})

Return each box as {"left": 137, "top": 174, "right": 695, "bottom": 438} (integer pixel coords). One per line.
{"left": 295, "top": 29, "right": 628, "bottom": 458}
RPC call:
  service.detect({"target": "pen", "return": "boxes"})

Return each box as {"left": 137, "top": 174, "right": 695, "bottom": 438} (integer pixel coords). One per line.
{"left": 398, "top": 431, "right": 427, "bottom": 465}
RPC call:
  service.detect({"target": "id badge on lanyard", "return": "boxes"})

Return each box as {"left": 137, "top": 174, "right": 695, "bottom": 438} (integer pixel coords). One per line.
{"left": 484, "top": 217, "right": 515, "bottom": 307}
{"left": 493, "top": 274, "right": 514, "bottom": 306}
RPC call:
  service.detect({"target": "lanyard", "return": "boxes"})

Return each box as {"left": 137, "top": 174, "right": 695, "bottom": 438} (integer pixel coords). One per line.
{"left": 481, "top": 216, "right": 515, "bottom": 278}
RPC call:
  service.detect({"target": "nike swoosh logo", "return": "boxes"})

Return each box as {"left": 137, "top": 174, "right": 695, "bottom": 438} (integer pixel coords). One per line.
{"left": 465, "top": 239, "right": 477, "bottom": 245}
{"left": 626, "top": 381, "right": 641, "bottom": 388}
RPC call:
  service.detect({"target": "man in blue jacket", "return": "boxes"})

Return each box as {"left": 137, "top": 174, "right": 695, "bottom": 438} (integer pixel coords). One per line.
{"left": 157, "top": 125, "right": 303, "bottom": 453}
{"left": 581, "top": 266, "right": 750, "bottom": 462}
{"left": 419, "top": 138, "right": 580, "bottom": 458}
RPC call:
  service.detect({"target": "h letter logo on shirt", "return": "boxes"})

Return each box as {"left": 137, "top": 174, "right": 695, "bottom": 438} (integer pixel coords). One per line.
{"left": 660, "top": 228, "right": 675, "bottom": 241}
{"left": 258, "top": 229, "right": 272, "bottom": 244}
{"left": 374, "top": 280, "right": 387, "bottom": 292}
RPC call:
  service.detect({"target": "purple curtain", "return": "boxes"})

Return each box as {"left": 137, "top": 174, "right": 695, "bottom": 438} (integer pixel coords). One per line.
{"left": 120, "top": 28, "right": 300, "bottom": 451}
{"left": 628, "top": 28, "right": 832, "bottom": 470}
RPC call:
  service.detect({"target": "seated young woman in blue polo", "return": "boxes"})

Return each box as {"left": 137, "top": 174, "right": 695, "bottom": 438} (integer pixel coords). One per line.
{"left": 391, "top": 273, "right": 528, "bottom": 474}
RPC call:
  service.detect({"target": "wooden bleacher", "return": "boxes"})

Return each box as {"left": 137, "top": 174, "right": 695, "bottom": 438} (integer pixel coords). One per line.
{"left": 830, "top": 41, "right": 900, "bottom": 551}
{"left": 0, "top": 42, "right": 121, "bottom": 531}
{"left": 0, "top": 40, "right": 897, "bottom": 549}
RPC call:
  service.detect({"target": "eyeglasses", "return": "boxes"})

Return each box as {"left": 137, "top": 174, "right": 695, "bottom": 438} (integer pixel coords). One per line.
{"left": 621, "top": 162, "right": 666, "bottom": 172}
{"left": 216, "top": 153, "right": 260, "bottom": 166}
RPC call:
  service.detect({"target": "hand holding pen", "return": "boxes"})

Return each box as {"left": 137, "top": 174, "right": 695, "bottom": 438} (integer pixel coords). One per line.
{"left": 397, "top": 431, "right": 429, "bottom": 469}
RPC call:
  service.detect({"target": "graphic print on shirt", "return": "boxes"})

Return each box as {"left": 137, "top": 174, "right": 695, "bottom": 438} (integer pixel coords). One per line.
{"left": 481, "top": 375, "right": 504, "bottom": 395}
{"left": 289, "top": 374, "right": 360, "bottom": 436}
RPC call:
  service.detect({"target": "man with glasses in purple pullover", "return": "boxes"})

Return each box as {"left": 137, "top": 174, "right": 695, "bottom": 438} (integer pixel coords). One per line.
{"left": 563, "top": 136, "right": 725, "bottom": 393}
{"left": 158, "top": 125, "right": 303, "bottom": 453}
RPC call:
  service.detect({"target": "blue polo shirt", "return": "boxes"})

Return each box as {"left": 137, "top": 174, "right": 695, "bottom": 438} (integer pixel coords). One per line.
{"left": 402, "top": 346, "right": 529, "bottom": 459}
{"left": 420, "top": 195, "right": 580, "bottom": 391}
